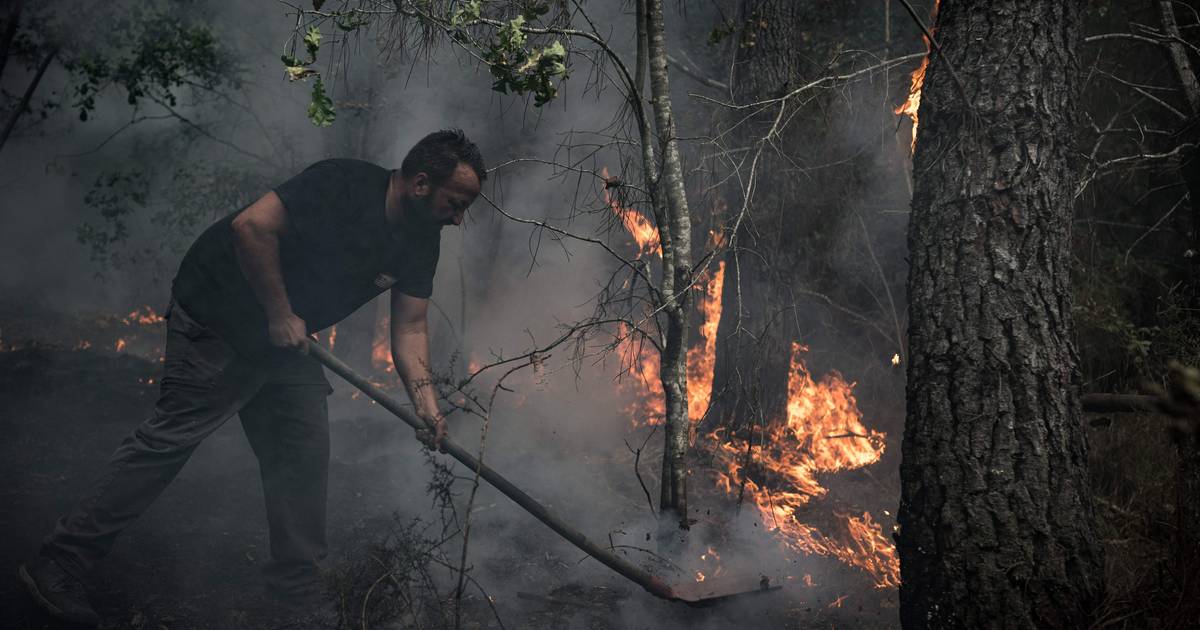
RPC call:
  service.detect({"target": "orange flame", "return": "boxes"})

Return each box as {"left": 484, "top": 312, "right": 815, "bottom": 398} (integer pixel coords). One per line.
{"left": 894, "top": 55, "right": 927, "bottom": 153}
{"left": 894, "top": 1, "right": 939, "bottom": 153}
{"left": 601, "top": 167, "right": 660, "bottom": 258}
{"left": 600, "top": 173, "right": 897, "bottom": 588}
{"left": 708, "top": 343, "right": 899, "bottom": 588}
{"left": 372, "top": 313, "right": 393, "bottom": 373}
{"left": 686, "top": 260, "right": 725, "bottom": 424}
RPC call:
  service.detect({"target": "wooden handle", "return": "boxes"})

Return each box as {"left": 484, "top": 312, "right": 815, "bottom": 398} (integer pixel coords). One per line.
{"left": 306, "top": 340, "right": 678, "bottom": 601}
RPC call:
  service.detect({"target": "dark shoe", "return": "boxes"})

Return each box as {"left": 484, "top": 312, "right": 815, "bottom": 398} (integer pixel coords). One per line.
{"left": 18, "top": 558, "right": 100, "bottom": 625}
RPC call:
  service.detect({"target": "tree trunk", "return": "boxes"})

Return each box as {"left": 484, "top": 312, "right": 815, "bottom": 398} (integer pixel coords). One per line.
{"left": 897, "top": 1, "right": 1105, "bottom": 627}
{"left": 1156, "top": 0, "right": 1200, "bottom": 578}
{"left": 711, "top": 0, "right": 807, "bottom": 435}
{"left": 644, "top": 0, "right": 693, "bottom": 527}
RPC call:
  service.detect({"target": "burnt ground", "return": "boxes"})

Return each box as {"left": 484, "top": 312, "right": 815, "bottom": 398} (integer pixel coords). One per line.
{"left": 0, "top": 319, "right": 900, "bottom": 629}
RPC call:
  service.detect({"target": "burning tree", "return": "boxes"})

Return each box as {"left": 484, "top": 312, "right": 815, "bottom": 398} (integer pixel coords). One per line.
{"left": 898, "top": 0, "right": 1105, "bottom": 626}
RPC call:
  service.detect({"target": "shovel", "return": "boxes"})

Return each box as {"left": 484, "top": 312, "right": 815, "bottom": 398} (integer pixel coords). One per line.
{"left": 307, "top": 340, "right": 780, "bottom": 606}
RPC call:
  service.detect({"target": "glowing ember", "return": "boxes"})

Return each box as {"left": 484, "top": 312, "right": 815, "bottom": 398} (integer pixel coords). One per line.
{"left": 121, "top": 306, "right": 165, "bottom": 326}
{"left": 115, "top": 338, "right": 127, "bottom": 352}
{"left": 891, "top": 353, "right": 901, "bottom": 366}
{"left": 327, "top": 325, "right": 337, "bottom": 350}
{"left": 601, "top": 167, "right": 660, "bottom": 258}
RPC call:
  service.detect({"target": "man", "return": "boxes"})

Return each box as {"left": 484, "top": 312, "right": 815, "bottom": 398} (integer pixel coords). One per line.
{"left": 19, "top": 129, "right": 485, "bottom": 624}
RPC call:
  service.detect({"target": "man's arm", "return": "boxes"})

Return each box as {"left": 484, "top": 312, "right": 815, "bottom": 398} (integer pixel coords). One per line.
{"left": 230, "top": 192, "right": 308, "bottom": 351}
{"left": 390, "top": 289, "right": 445, "bottom": 449}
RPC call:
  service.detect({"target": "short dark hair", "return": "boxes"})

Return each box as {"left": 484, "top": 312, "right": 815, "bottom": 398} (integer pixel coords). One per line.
{"left": 400, "top": 129, "right": 487, "bottom": 185}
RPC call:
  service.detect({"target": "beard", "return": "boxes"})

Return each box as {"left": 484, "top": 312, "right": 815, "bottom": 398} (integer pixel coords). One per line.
{"left": 400, "top": 194, "right": 441, "bottom": 230}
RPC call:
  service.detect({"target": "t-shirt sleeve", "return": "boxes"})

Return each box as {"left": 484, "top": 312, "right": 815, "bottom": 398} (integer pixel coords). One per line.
{"left": 274, "top": 160, "right": 358, "bottom": 241}
{"left": 393, "top": 237, "right": 440, "bottom": 299}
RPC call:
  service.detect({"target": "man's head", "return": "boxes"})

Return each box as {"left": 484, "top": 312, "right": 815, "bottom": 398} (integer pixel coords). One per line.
{"left": 399, "top": 129, "right": 486, "bottom": 227}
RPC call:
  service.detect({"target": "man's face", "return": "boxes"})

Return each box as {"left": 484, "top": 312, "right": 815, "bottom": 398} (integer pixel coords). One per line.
{"left": 412, "top": 163, "right": 481, "bottom": 227}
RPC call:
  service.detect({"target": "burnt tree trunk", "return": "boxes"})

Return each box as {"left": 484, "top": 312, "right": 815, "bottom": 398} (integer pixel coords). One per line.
{"left": 711, "top": 0, "right": 806, "bottom": 433}
{"left": 897, "top": 1, "right": 1104, "bottom": 627}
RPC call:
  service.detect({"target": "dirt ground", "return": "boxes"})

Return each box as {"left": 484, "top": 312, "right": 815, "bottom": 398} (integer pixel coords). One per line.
{"left": 0, "top": 316, "right": 899, "bottom": 629}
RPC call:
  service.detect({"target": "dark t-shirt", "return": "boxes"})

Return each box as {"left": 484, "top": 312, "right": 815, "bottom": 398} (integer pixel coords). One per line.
{"left": 172, "top": 158, "right": 442, "bottom": 356}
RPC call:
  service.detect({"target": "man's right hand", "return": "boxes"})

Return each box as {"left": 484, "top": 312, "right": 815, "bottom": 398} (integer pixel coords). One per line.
{"left": 268, "top": 313, "right": 309, "bottom": 352}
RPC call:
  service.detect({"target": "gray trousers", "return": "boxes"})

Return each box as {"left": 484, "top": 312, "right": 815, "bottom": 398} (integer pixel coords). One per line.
{"left": 41, "top": 300, "right": 332, "bottom": 594}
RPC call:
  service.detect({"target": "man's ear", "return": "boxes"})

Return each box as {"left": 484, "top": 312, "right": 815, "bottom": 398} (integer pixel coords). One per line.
{"left": 412, "top": 172, "right": 432, "bottom": 197}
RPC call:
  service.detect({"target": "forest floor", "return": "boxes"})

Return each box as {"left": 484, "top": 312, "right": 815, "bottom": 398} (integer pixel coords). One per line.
{"left": 0, "top": 306, "right": 900, "bottom": 630}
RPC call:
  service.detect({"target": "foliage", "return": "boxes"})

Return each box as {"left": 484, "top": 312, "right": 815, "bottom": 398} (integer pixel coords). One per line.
{"left": 76, "top": 170, "right": 150, "bottom": 267}
{"left": 281, "top": 24, "right": 337, "bottom": 126}
{"left": 64, "top": 10, "right": 228, "bottom": 121}
{"left": 475, "top": 14, "right": 567, "bottom": 106}
{"left": 282, "top": 1, "right": 569, "bottom": 124}
{"left": 77, "top": 164, "right": 273, "bottom": 274}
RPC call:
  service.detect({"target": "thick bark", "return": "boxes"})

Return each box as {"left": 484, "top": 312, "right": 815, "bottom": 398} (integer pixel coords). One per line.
{"left": 644, "top": 0, "right": 693, "bottom": 525}
{"left": 897, "top": 1, "right": 1104, "bottom": 627}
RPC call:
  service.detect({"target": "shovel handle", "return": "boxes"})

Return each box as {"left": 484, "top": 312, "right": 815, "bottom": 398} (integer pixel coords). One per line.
{"left": 306, "top": 339, "right": 677, "bottom": 601}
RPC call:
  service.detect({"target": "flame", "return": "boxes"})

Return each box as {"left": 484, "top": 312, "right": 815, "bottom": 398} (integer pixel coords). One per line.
{"left": 115, "top": 338, "right": 127, "bottom": 352}
{"left": 600, "top": 173, "right": 897, "bottom": 589}
{"left": 894, "top": 55, "right": 927, "bottom": 153}
{"left": 686, "top": 243, "right": 726, "bottom": 425}
{"left": 372, "top": 313, "right": 393, "bottom": 373}
{"left": 468, "top": 356, "right": 482, "bottom": 374}
{"left": 601, "top": 167, "right": 660, "bottom": 258}
{"left": 893, "top": 1, "right": 940, "bottom": 153}
{"left": 616, "top": 322, "right": 666, "bottom": 425}
{"left": 707, "top": 343, "right": 899, "bottom": 588}
{"left": 327, "top": 325, "right": 337, "bottom": 350}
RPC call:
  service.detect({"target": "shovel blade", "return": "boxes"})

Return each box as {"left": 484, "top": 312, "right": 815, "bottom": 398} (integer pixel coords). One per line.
{"left": 669, "top": 575, "right": 782, "bottom": 607}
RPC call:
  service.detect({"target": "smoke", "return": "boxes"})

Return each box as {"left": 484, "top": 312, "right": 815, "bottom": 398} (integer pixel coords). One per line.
{"left": 1, "top": 1, "right": 913, "bottom": 627}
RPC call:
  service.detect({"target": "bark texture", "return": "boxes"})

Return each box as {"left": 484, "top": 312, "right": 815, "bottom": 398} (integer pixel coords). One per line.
{"left": 898, "top": 1, "right": 1105, "bottom": 627}
{"left": 644, "top": 0, "right": 693, "bottom": 524}
{"left": 712, "top": 0, "right": 808, "bottom": 430}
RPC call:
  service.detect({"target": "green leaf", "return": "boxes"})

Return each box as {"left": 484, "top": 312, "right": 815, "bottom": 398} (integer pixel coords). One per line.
{"left": 303, "top": 26, "right": 322, "bottom": 59}
{"left": 307, "top": 76, "right": 336, "bottom": 127}
{"left": 450, "top": 0, "right": 482, "bottom": 27}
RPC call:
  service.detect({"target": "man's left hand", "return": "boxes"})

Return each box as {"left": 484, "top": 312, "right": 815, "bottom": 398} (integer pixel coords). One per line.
{"left": 416, "top": 414, "right": 447, "bottom": 452}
